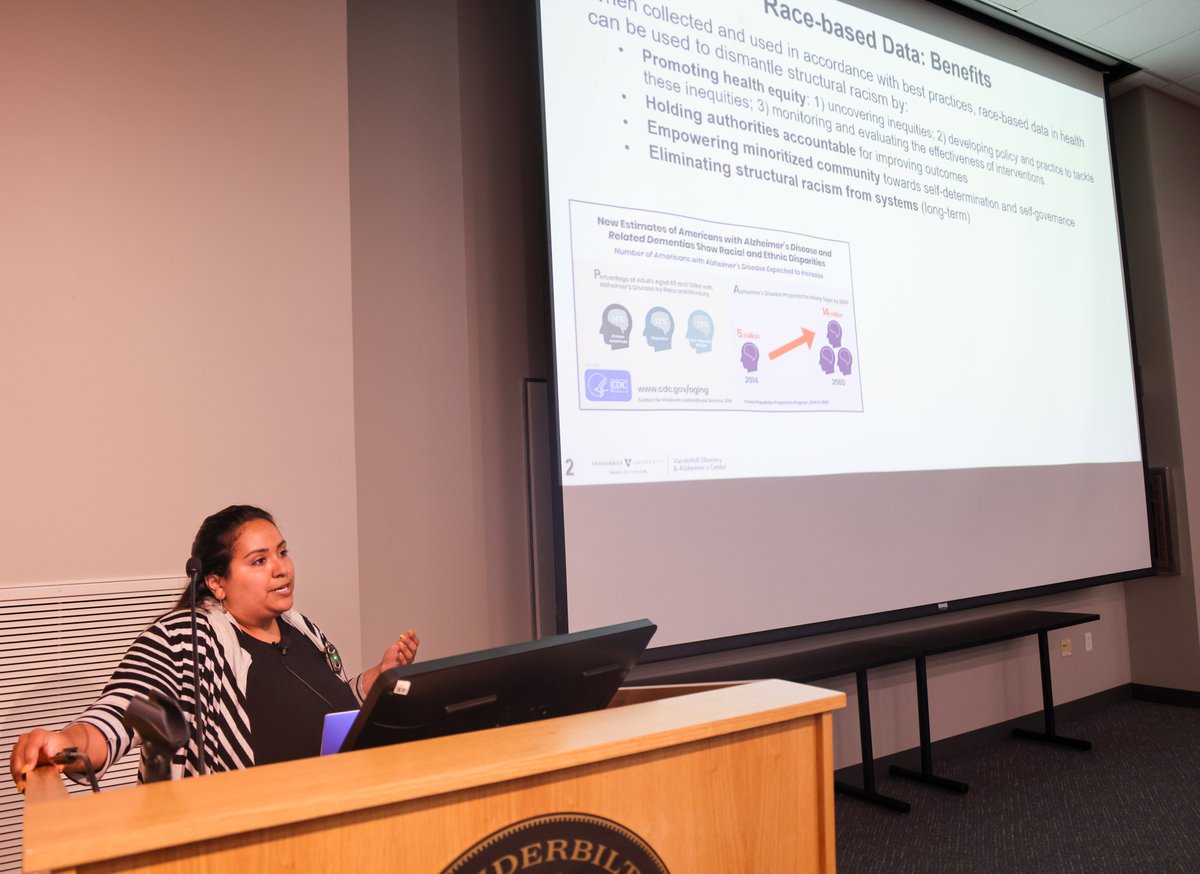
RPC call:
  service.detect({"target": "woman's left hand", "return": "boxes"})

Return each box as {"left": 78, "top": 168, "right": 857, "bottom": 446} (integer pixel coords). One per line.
{"left": 380, "top": 629, "right": 420, "bottom": 672}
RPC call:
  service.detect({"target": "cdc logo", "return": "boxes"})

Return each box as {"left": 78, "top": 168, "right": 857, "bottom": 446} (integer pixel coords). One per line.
{"left": 584, "top": 369, "right": 632, "bottom": 402}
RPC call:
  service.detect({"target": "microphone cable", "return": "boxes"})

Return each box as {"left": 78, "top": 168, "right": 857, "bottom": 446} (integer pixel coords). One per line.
{"left": 276, "top": 632, "right": 336, "bottom": 710}
{"left": 185, "top": 557, "right": 208, "bottom": 775}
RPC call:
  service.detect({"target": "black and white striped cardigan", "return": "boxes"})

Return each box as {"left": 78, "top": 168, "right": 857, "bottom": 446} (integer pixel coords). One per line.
{"left": 74, "top": 603, "right": 365, "bottom": 782}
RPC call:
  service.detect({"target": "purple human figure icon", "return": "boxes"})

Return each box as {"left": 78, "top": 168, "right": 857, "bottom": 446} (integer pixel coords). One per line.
{"left": 600, "top": 304, "right": 632, "bottom": 350}
{"left": 740, "top": 342, "right": 759, "bottom": 373}
{"left": 819, "top": 346, "right": 836, "bottom": 374}
{"left": 837, "top": 347, "right": 853, "bottom": 375}
{"left": 826, "top": 320, "right": 843, "bottom": 349}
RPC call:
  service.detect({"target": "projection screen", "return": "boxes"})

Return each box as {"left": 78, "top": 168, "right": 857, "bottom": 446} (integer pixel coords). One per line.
{"left": 537, "top": 0, "right": 1152, "bottom": 656}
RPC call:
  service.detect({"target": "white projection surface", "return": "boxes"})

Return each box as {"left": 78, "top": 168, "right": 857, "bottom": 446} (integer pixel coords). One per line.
{"left": 539, "top": 0, "right": 1151, "bottom": 651}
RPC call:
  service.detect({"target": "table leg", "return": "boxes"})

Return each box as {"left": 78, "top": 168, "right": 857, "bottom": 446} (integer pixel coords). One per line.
{"left": 1011, "top": 630, "right": 1091, "bottom": 750}
{"left": 834, "top": 668, "right": 911, "bottom": 812}
{"left": 889, "top": 655, "right": 969, "bottom": 793}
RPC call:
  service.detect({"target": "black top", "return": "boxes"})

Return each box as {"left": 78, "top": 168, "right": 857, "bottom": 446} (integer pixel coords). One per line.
{"left": 234, "top": 623, "right": 358, "bottom": 765}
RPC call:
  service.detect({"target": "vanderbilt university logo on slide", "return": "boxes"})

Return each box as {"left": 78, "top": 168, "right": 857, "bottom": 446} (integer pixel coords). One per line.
{"left": 441, "top": 813, "right": 669, "bottom": 873}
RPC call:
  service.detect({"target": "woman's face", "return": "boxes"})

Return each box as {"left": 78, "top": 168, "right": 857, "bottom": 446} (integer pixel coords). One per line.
{"left": 206, "top": 518, "right": 295, "bottom": 629}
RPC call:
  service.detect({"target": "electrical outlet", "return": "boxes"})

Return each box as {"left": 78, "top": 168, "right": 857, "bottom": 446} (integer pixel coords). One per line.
{"left": 1085, "top": 632, "right": 1093, "bottom": 652}
{"left": 1061, "top": 637, "right": 1072, "bottom": 657}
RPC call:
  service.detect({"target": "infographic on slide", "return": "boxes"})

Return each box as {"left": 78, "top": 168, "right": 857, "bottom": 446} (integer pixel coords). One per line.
{"left": 571, "top": 201, "right": 862, "bottom": 413}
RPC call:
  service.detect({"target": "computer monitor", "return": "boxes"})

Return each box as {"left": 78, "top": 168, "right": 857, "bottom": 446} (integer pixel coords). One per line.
{"left": 339, "top": 618, "right": 657, "bottom": 752}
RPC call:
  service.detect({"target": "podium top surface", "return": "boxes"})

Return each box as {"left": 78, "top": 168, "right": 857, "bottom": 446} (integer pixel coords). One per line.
{"left": 24, "top": 679, "right": 844, "bottom": 872}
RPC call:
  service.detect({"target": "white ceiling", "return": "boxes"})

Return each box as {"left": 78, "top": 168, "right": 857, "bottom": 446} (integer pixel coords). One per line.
{"left": 981, "top": 0, "right": 1200, "bottom": 105}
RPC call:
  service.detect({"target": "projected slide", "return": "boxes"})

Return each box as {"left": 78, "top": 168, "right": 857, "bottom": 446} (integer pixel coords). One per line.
{"left": 571, "top": 201, "right": 862, "bottom": 414}
{"left": 543, "top": 0, "right": 1140, "bottom": 488}
{"left": 541, "top": 0, "right": 1150, "bottom": 650}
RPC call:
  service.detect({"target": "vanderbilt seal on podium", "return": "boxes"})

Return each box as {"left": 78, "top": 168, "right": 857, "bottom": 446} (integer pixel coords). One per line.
{"left": 441, "top": 813, "right": 669, "bottom": 873}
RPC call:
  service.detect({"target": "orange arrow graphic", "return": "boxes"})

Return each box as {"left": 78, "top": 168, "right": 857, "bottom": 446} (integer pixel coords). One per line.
{"left": 768, "top": 328, "right": 816, "bottom": 360}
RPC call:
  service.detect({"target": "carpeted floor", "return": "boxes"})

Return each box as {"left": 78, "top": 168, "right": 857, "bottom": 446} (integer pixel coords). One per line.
{"left": 835, "top": 699, "right": 1200, "bottom": 873}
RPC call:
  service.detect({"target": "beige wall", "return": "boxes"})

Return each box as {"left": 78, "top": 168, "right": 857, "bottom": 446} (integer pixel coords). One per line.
{"left": 0, "top": 1, "right": 363, "bottom": 667}
{"left": 348, "top": 1, "right": 544, "bottom": 661}
{"left": 457, "top": 0, "right": 552, "bottom": 650}
{"left": 1113, "top": 88, "right": 1200, "bottom": 690}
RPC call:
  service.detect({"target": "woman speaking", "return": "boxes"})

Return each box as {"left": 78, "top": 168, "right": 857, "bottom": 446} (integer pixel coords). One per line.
{"left": 9, "top": 505, "right": 419, "bottom": 788}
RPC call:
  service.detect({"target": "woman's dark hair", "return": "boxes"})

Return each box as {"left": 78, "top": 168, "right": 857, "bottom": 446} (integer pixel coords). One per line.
{"left": 173, "top": 505, "right": 276, "bottom": 610}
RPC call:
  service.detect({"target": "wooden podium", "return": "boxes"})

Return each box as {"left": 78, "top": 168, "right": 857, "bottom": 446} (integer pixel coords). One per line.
{"left": 23, "top": 680, "right": 844, "bottom": 873}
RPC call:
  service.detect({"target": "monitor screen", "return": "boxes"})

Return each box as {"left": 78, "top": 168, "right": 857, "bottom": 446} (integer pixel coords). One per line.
{"left": 339, "top": 619, "right": 657, "bottom": 751}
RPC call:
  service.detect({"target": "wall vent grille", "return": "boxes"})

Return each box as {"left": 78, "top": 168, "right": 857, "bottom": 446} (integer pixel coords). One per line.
{"left": 0, "top": 577, "right": 181, "bottom": 874}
